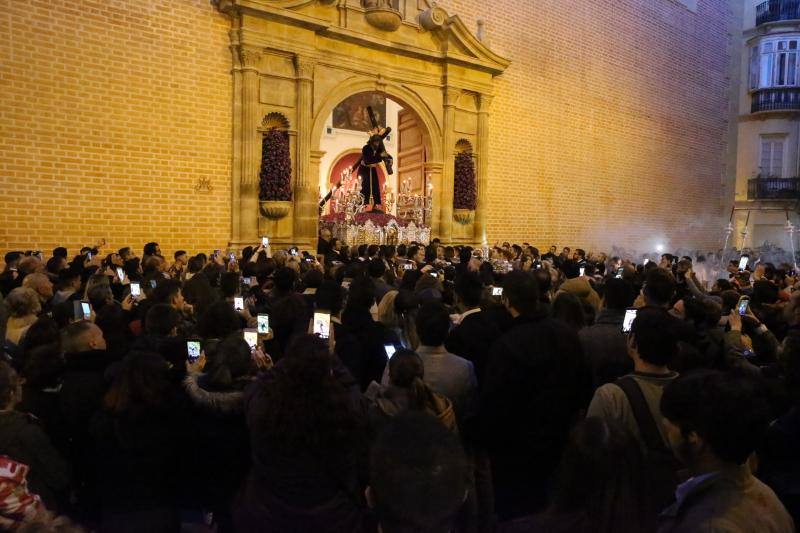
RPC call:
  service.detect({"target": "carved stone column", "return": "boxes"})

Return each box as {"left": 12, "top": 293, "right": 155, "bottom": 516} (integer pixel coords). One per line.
{"left": 310, "top": 149, "right": 326, "bottom": 246}
{"left": 439, "top": 88, "right": 460, "bottom": 243}
{"left": 239, "top": 48, "right": 262, "bottom": 243}
{"left": 293, "top": 55, "right": 316, "bottom": 247}
{"left": 425, "top": 162, "right": 444, "bottom": 237}
{"left": 474, "top": 93, "right": 493, "bottom": 244}
{"left": 230, "top": 45, "right": 243, "bottom": 245}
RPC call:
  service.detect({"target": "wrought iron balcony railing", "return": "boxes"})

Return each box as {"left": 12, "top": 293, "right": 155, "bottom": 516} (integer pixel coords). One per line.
{"left": 748, "top": 177, "right": 800, "bottom": 200}
{"left": 751, "top": 87, "right": 800, "bottom": 113}
{"left": 756, "top": 0, "right": 800, "bottom": 25}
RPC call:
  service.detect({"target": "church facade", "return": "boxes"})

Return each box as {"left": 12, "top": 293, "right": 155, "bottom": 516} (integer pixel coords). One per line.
{"left": 0, "top": 0, "right": 742, "bottom": 255}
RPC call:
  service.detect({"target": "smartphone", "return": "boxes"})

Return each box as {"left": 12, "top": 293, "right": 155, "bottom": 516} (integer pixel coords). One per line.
{"left": 73, "top": 300, "right": 85, "bottom": 320}
{"left": 616, "top": 267, "right": 624, "bottom": 279}
{"left": 243, "top": 277, "right": 251, "bottom": 286}
{"left": 384, "top": 344, "right": 397, "bottom": 359}
{"left": 403, "top": 263, "right": 413, "bottom": 270}
{"left": 229, "top": 252, "right": 236, "bottom": 262}
{"left": 291, "top": 248, "right": 298, "bottom": 256}
{"left": 313, "top": 311, "right": 331, "bottom": 339}
{"left": 643, "top": 259, "right": 650, "bottom": 266}
{"left": 116, "top": 267, "right": 125, "bottom": 281}
{"left": 492, "top": 286, "right": 503, "bottom": 297}
{"left": 78, "top": 301, "right": 91, "bottom": 320}
{"left": 233, "top": 296, "right": 244, "bottom": 311}
{"left": 737, "top": 296, "right": 750, "bottom": 316}
{"left": 261, "top": 236, "right": 269, "bottom": 247}
{"left": 429, "top": 272, "right": 438, "bottom": 278}
{"left": 130, "top": 281, "right": 141, "bottom": 298}
{"left": 243, "top": 329, "right": 258, "bottom": 350}
{"left": 738, "top": 256, "right": 749, "bottom": 272}
{"left": 257, "top": 313, "right": 269, "bottom": 334}
{"left": 622, "top": 308, "right": 638, "bottom": 333}
{"left": 149, "top": 279, "right": 157, "bottom": 289}
{"left": 186, "top": 340, "right": 201, "bottom": 363}
{"left": 579, "top": 266, "right": 586, "bottom": 277}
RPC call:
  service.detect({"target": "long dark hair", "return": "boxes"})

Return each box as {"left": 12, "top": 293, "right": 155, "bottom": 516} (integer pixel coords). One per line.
{"left": 548, "top": 417, "right": 648, "bottom": 533}
{"left": 388, "top": 349, "right": 433, "bottom": 411}
{"left": 257, "top": 334, "right": 357, "bottom": 454}
{"left": 104, "top": 351, "right": 170, "bottom": 415}
{"left": 552, "top": 291, "right": 586, "bottom": 330}
{"left": 203, "top": 333, "right": 257, "bottom": 390}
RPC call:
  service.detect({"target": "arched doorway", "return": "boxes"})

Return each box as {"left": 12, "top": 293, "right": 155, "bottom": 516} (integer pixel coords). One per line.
{"left": 318, "top": 92, "right": 428, "bottom": 219}
{"left": 310, "top": 82, "right": 443, "bottom": 243}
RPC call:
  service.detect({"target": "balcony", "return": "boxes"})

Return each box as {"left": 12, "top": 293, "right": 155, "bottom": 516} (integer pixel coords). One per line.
{"left": 748, "top": 177, "right": 800, "bottom": 200}
{"left": 757, "top": 0, "right": 800, "bottom": 26}
{"left": 751, "top": 87, "right": 800, "bottom": 112}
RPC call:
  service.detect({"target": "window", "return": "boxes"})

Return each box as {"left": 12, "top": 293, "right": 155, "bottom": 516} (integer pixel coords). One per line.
{"left": 751, "top": 38, "right": 800, "bottom": 90}
{"left": 760, "top": 136, "right": 785, "bottom": 177}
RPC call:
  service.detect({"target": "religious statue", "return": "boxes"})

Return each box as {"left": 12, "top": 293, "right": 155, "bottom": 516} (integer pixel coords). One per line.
{"left": 351, "top": 106, "right": 393, "bottom": 213}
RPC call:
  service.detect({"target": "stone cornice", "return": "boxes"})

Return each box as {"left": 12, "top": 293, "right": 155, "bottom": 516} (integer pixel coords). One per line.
{"left": 215, "top": 0, "right": 510, "bottom": 77}
{"left": 229, "top": 29, "right": 495, "bottom": 94}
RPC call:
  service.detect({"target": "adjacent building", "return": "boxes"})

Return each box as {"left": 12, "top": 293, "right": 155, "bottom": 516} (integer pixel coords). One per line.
{"left": 736, "top": 0, "right": 800, "bottom": 249}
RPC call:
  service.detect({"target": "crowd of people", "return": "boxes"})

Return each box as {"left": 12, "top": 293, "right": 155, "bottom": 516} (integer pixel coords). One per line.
{"left": 0, "top": 234, "right": 797, "bottom": 532}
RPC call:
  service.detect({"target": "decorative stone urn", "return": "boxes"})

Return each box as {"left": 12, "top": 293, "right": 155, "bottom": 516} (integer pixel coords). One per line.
{"left": 365, "top": 6, "right": 402, "bottom": 31}
{"left": 260, "top": 200, "right": 291, "bottom": 220}
{"left": 453, "top": 208, "right": 475, "bottom": 225}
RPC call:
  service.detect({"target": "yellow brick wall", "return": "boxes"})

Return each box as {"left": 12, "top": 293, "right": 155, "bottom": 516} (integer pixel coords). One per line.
{"left": 440, "top": 0, "right": 739, "bottom": 251}
{"left": 0, "top": 0, "right": 739, "bottom": 258}
{"left": 0, "top": 0, "right": 232, "bottom": 260}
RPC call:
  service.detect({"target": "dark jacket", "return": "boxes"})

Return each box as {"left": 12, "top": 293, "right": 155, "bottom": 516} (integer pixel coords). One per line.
{"left": 340, "top": 309, "right": 400, "bottom": 391}
{"left": 445, "top": 309, "right": 502, "bottom": 388}
{"left": 182, "top": 373, "right": 251, "bottom": 511}
{"left": 497, "top": 511, "right": 645, "bottom": 533}
{"left": 578, "top": 308, "right": 632, "bottom": 388}
{"left": 477, "top": 313, "right": 592, "bottom": 520}
{"left": 19, "top": 383, "right": 68, "bottom": 454}
{"left": 60, "top": 349, "right": 112, "bottom": 453}
{"left": 759, "top": 406, "right": 800, "bottom": 526}
{"left": 0, "top": 410, "right": 70, "bottom": 510}
{"left": 234, "top": 358, "right": 366, "bottom": 533}
{"left": 658, "top": 465, "right": 794, "bottom": 533}
{"left": 90, "top": 401, "right": 187, "bottom": 532}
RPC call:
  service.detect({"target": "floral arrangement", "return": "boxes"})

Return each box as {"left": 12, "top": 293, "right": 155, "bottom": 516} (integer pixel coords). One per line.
{"left": 453, "top": 151, "right": 476, "bottom": 210}
{"left": 259, "top": 128, "right": 292, "bottom": 201}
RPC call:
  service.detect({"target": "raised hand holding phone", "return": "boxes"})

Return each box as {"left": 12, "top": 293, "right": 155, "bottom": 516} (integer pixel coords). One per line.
{"left": 121, "top": 294, "right": 134, "bottom": 312}
{"left": 251, "top": 346, "right": 273, "bottom": 370}
{"left": 185, "top": 348, "right": 206, "bottom": 374}
{"left": 243, "top": 329, "right": 258, "bottom": 351}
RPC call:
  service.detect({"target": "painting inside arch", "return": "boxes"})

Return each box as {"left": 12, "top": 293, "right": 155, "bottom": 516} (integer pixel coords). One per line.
{"left": 332, "top": 93, "right": 386, "bottom": 132}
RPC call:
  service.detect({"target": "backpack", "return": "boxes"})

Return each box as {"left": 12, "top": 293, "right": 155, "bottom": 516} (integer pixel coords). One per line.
{"left": 615, "top": 377, "right": 681, "bottom": 513}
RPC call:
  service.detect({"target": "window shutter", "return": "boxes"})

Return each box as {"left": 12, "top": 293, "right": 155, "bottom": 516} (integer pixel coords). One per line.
{"left": 772, "top": 140, "right": 784, "bottom": 177}
{"left": 761, "top": 138, "right": 772, "bottom": 175}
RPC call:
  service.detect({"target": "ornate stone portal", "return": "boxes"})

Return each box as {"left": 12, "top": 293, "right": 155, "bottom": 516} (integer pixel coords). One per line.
{"left": 213, "top": 0, "right": 509, "bottom": 248}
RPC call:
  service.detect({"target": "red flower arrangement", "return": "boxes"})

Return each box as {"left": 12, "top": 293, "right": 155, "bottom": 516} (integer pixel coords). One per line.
{"left": 259, "top": 128, "right": 293, "bottom": 201}
{"left": 453, "top": 151, "right": 477, "bottom": 210}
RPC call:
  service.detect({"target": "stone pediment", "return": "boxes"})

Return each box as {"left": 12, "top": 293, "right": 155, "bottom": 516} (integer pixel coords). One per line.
{"left": 213, "top": 0, "right": 510, "bottom": 76}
